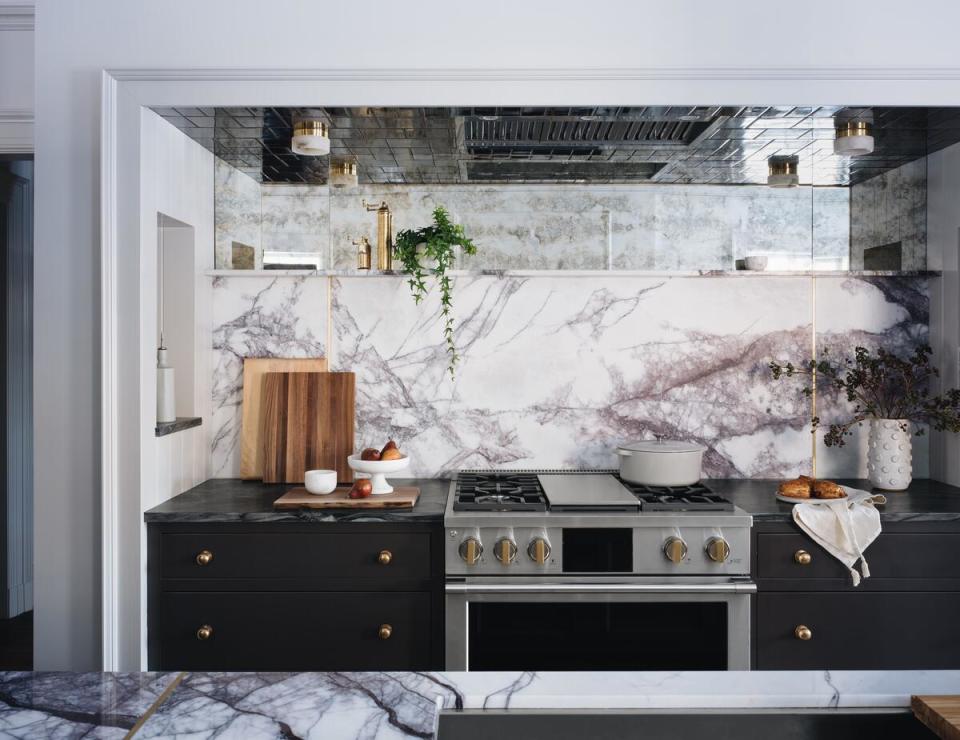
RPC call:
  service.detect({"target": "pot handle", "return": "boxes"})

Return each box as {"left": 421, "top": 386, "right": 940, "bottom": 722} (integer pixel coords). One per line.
{"left": 616, "top": 449, "right": 632, "bottom": 457}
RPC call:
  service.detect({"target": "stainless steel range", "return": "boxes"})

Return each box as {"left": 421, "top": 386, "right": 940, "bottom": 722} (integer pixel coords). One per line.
{"left": 444, "top": 470, "right": 754, "bottom": 671}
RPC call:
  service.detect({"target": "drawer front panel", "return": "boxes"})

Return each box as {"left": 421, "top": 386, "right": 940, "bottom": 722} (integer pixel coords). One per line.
{"left": 158, "top": 591, "right": 432, "bottom": 670}
{"left": 160, "top": 532, "right": 432, "bottom": 581}
{"left": 756, "top": 592, "right": 960, "bottom": 669}
{"left": 757, "top": 533, "right": 960, "bottom": 580}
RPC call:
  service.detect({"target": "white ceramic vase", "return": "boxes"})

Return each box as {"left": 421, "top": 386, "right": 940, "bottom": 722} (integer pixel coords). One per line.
{"left": 866, "top": 418, "right": 912, "bottom": 491}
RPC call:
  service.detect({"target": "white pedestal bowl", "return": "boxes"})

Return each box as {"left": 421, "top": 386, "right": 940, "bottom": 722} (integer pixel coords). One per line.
{"left": 347, "top": 454, "right": 410, "bottom": 495}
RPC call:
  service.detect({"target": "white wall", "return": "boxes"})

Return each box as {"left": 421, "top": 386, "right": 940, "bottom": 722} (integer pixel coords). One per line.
{"left": 928, "top": 142, "right": 960, "bottom": 485}
{"left": 127, "top": 109, "right": 213, "bottom": 669}
{"left": 34, "top": 0, "right": 960, "bottom": 669}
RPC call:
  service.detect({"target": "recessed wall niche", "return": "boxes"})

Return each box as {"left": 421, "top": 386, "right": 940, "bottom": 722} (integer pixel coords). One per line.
{"left": 157, "top": 212, "right": 197, "bottom": 419}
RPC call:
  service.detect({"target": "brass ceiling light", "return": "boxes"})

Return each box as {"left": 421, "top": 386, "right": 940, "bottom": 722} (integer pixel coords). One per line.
{"left": 834, "top": 120, "right": 874, "bottom": 157}
{"left": 767, "top": 155, "right": 799, "bottom": 188}
{"left": 329, "top": 159, "right": 358, "bottom": 188}
{"left": 291, "top": 119, "right": 330, "bottom": 156}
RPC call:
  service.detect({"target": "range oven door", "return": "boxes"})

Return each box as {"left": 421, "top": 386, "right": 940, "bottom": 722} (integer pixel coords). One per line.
{"left": 445, "top": 580, "right": 755, "bottom": 671}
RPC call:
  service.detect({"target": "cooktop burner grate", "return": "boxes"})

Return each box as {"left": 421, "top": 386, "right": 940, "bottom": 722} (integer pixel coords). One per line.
{"left": 618, "top": 479, "right": 735, "bottom": 512}
{"left": 454, "top": 472, "right": 547, "bottom": 512}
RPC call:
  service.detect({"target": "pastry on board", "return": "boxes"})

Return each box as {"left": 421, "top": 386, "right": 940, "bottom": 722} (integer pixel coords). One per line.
{"left": 777, "top": 475, "right": 848, "bottom": 500}
{"left": 778, "top": 477, "right": 812, "bottom": 498}
{"left": 812, "top": 479, "right": 847, "bottom": 499}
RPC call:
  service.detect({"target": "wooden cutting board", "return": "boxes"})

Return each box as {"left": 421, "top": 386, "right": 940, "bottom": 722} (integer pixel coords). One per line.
{"left": 913, "top": 696, "right": 960, "bottom": 740}
{"left": 261, "top": 371, "right": 355, "bottom": 484}
{"left": 274, "top": 486, "right": 420, "bottom": 510}
{"left": 240, "top": 357, "right": 327, "bottom": 480}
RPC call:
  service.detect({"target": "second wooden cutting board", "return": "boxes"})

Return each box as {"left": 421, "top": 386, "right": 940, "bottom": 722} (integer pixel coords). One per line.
{"left": 261, "top": 371, "right": 355, "bottom": 484}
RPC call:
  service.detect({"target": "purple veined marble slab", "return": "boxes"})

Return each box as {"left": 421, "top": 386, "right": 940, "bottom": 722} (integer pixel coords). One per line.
{"left": 0, "top": 671, "right": 177, "bottom": 738}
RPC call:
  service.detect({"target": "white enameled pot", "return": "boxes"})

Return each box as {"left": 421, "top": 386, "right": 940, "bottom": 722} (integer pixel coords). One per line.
{"left": 616, "top": 439, "right": 706, "bottom": 486}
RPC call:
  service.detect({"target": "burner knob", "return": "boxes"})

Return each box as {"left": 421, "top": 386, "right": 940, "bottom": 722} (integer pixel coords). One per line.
{"left": 495, "top": 537, "right": 518, "bottom": 565}
{"left": 458, "top": 537, "right": 483, "bottom": 565}
{"left": 663, "top": 536, "right": 688, "bottom": 564}
{"left": 527, "top": 537, "right": 552, "bottom": 565}
{"left": 705, "top": 537, "right": 731, "bottom": 563}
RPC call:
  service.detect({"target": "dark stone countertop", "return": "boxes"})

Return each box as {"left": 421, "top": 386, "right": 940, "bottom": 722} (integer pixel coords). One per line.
{"left": 144, "top": 477, "right": 449, "bottom": 524}
{"left": 712, "top": 478, "right": 960, "bottom": 523}
{"left": 144, "top": 477, "right": 960, "bottom": 525}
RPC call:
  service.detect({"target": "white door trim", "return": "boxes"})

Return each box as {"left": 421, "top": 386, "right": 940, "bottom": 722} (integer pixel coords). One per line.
{"left": 100, "top": 65, "right": 960, "bottom": 670}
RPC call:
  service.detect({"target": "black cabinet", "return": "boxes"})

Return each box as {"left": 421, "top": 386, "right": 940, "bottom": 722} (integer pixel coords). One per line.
{"left": 753, "top": 521, "right": 960, "bottom": 670}
{"left": 148, "top": 522, "right": 444, "bottom": 671}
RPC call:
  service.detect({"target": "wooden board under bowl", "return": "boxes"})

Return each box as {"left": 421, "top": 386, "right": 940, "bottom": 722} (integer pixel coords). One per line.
{"left": 273, "top": 486, "right": 420, "bottom": 510}
{"left": 261, "top": 371, "right": 355, "bottom": 484}
{"left": 239, "top": 357, "right": 327, "bottom": 480}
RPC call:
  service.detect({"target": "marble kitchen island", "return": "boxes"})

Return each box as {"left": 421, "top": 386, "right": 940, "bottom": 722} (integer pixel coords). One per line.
{"left": 1, "top": 670, "right": 957, "bottom": 738}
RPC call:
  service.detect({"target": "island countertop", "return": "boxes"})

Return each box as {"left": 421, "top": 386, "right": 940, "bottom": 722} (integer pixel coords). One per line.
{"left": 144, "top": 477, "right": 960, "bottom": 525}
{"left": 4, "top": 669, "right": 958, "bottom": 738}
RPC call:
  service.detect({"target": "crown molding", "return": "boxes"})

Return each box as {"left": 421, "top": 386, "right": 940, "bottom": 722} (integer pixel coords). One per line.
{"left": 105, "top": 66, "right": 960, "bottom": 83}
{"left": 0, "top": 108, "right": 33, "bottom": 123}
{"left": 0, "top": 4, "right": 34, "bottom": 31}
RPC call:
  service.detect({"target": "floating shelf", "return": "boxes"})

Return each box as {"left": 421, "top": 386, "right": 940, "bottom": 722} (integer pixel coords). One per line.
{"left": 155, "top": 416, "right": 202, "bottom": 438}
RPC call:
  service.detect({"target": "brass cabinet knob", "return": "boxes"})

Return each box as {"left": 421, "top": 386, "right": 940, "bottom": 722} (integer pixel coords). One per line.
{"left": 663, "top": 536, "right": 688, "bottom": 564}
{"left": 794, "top": 549, "right": 812, "bottom": 566}
{"left": 495, "top": 538, "right": 518, "bottom": 565}
{"left": 377, "top": 549, "right": 393, "bottom": 565}
{"left": 458, "top": 537, "right": 483, "bottom": 565}
{"left": 196, "top": 624, "right": 214, "bottom": 641}
{"left": 705, "top": 537, "right": 731, "bottom": 563}
{"left": 795, "top": 624, "right": 812, "bottom": 641}
{"left": 527, "top": 537, "right": 551, "bottom": 565}
{"left": 195, "top": 549, "right": 214, "bottom": 566}
{"left": 378, "top": 624, "right": 393, "bottom": 640}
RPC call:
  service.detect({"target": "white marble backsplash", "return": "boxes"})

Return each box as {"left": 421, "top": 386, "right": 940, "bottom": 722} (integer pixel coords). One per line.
{"left": 210, "top": 272, "right": 929, "bottom": 479}
{"left": 211, "top": 276, "right": 327, "bottom": 476}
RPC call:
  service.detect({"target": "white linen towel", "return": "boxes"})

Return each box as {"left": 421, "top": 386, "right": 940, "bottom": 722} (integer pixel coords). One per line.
{"left": 791, "top": 488, "right": 887, "bottom": 586}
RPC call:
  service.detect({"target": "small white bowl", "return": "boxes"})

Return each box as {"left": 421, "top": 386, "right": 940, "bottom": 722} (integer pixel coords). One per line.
{"left": 304, "top": 469, "right": 338, "bottom": 495}
{"left": 743, "top": 255, "right": 768, "bottom": 271}
{"left": 347, "top": 454, "right": 410, "bottom": 494}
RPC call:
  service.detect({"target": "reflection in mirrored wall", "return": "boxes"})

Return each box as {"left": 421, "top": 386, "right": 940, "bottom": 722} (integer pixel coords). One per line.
{"left": 153, "top": 106, "right": 957, "bottom": 272}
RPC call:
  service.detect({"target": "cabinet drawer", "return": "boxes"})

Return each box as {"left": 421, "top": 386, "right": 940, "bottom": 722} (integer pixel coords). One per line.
{"left": 160, "top": 532, "right": 431, "bottom": 581}
{"left": 158, "top": 591, "right": 432, "bottom": 670}
{"left": 756, "top": 533, "right": 960, "bottom": 580}
{"left": 756, "top": 592, "right": 960, "bottom": 669}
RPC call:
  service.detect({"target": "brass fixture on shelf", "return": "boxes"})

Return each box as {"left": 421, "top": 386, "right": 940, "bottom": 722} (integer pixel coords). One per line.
{"left": 195, "top": 549, "right": 214, "bottom": 566}
{"left": 196, "top": 624, "right": 214, "bottom": 641}
{"left": 378, "top": 623, "right": 393, "bottom": 640}
{"left": 794, "top": 624, "right": 813, "bottom": 641}
{"left": 794, "top": 549, "right": 812, "bottom": 565}
{"left": 363, "top": 200, "right": 393, "bottom": 271}
{"left": 353, "top": 236, "right": 372, "bottom": 270}
{"left": 378, "top": 549, "right": 393, "bottom": 565}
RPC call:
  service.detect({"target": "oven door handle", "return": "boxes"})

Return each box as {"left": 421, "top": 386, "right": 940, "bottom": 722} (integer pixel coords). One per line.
{"left": 445, "top": 582, "right": 757, "bottom": 595}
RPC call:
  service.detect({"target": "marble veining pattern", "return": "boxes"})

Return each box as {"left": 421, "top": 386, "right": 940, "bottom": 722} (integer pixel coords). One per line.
{"left": 127, "top": 669, "right": 960, "bottom": 739}
{"left": 0, "top": 671, "right": 176, "bottom": 738}
{"left": 813, "top": 276, "right": 930, "bottom": 478}
{"left": 332, "top": 275, "right": 815, "bottom": 478}
{"left": 850, "top": 158, "right": 927, "bottom": 270}
{"left": 211, "top": 276, "right": 327, "bottom": 477}
{"left": 328, "top": 184, "right": 850, "bottom": 272}
{"left": 214, "top": 159, "right": 261, "bottom": 270}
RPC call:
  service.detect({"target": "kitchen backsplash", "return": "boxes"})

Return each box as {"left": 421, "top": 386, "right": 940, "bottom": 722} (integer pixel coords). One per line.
{"left": 209, "top": 273, "right": 928, "bottom": 479}
{"left": 215, "top": 158, "right": 851, "bottom": 271}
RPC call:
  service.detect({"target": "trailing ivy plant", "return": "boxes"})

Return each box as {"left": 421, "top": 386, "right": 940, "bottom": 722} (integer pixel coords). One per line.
{"left": 769, "top": 344, "right": 960, "bottom": 447}
{"left": 394, "top": 206, "right": 478, "bottom": 377}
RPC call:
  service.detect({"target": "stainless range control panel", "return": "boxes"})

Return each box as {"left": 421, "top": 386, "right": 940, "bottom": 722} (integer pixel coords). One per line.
{"left": 445, "top": 525, "right": 750, "bottom": 577}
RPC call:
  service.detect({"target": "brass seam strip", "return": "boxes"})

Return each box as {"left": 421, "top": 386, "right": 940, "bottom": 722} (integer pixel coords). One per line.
{"left": 327, "top": 275, "right": 334, "bottom": 368}
{"left": 811, "top": 275, "right": 818, "bottom": 479}
{"left": 124, "top": 671, "right": 186, "bottom": 739}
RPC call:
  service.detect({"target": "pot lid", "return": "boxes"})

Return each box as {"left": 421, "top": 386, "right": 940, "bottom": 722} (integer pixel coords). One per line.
{"left": 618, "top": 439, "right": 707, "bottom": 454}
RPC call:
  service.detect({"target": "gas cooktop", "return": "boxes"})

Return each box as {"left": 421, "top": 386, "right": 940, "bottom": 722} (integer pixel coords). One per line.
{"left": 452, "top": 470, "right": 734, "bottom": 513}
